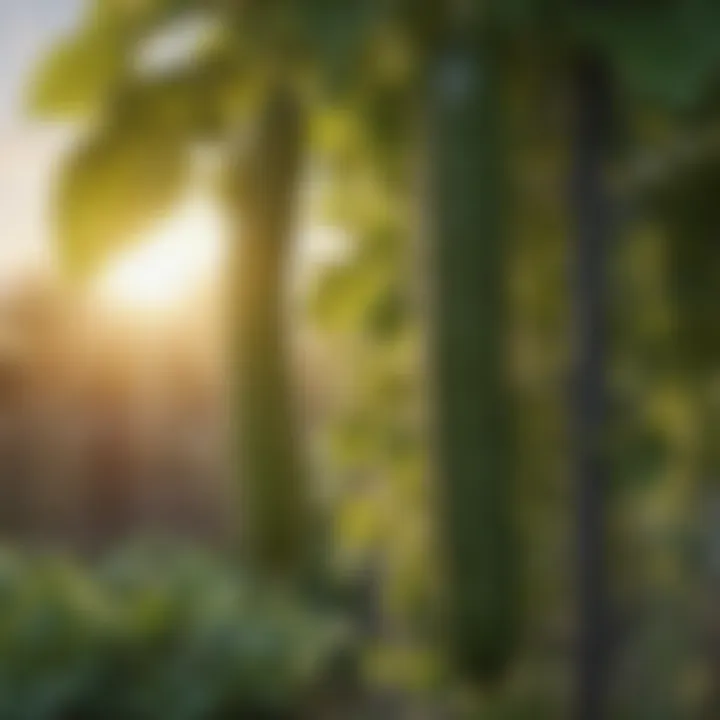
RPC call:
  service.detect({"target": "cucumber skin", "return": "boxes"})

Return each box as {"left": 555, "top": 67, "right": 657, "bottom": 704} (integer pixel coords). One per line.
{"left": 425, "top": 39, "right": 519, "bottom": 683}
{"left": 231, "top": 87, "right": 308, "bottom": 578}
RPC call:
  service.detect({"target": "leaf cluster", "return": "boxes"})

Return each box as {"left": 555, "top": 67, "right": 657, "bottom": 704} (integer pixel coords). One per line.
{"left": 0, "top": 543, "right": 354, "bottom": 720}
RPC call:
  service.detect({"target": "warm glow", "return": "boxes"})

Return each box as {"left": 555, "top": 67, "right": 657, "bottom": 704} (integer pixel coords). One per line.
{"left": 94, "top": 197, "right": 225, "bottom": 315}
{"left": 92, "top": 190, "right": 352, "bottom": 320}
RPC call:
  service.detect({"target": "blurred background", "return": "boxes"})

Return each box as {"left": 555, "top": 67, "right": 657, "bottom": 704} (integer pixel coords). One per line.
{"left": 0, "top": 1, "right": 719, "bottom": 718}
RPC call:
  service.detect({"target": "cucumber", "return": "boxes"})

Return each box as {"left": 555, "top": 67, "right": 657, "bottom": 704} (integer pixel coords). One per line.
{"left": 425, "top": 31, "right": 519, "bottom": 683}
{"left": 230, "top": 86, "right": 308, "bottom": 578}
{"left": 658, "top": 159, "right": 720, "bottom": 371}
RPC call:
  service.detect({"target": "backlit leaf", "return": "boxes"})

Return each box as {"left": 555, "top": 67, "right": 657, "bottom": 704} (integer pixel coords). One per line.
{"left": 55, "top": 120, "right": 190, "bottom": 278}
{"left": 28, "top": 26, "right": 127, "bottom": 119}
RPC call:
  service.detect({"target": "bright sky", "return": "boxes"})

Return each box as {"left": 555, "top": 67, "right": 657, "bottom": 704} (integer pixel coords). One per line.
{"left": 0, "top": 0, "right": 81, "bottom": 286}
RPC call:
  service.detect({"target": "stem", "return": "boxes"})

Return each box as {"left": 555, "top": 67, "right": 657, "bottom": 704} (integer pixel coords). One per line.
{"left": 570, "top": 45, "right": 614, "bottom": 720}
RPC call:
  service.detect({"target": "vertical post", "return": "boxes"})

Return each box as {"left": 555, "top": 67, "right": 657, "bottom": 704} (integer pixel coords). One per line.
{"left": 570, "top": 20, "right": 614, "bottom": 720}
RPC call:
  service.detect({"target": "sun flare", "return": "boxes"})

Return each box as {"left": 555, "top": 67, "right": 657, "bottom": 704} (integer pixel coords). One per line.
{"left": 91, "top": 189, "right": 353, "bottom": 321}
{"left": 94, "top": 197, "right": 225, "bottom": 315}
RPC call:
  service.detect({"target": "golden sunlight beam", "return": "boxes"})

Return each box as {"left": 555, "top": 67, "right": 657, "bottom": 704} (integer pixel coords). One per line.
{"left": 93, "top": 197, "right": 225, "bottom": 316}
{"left": 91, "top": 190, "right": 352, "bottom": 321}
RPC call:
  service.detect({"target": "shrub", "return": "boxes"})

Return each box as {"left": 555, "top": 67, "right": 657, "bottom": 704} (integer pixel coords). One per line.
{"left": 0, "top": 542, "right": 354, "bottom": 720}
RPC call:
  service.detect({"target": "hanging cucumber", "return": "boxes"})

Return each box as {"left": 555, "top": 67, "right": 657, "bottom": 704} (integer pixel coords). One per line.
{"left": 425, "top": 27, "right": 519, "bottom": 683}
{"left": 652, "top": 158, "right": 720, "bottom": 372}
{"left": 230, "top": 85, "right": 309, "bottom": 578}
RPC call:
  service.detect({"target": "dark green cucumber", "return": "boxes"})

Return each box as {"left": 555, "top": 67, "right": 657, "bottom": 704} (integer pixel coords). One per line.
{"left": 425, "top": 31, "right": 519, "bottom": 683}
{"left": 230, "top": 85, "right": 308, "bottom": 578}
{"left": 656, "top": 159, "right": 720, "bottom": 371}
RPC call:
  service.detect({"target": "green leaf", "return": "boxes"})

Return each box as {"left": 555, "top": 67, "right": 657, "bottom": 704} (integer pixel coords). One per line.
{"left": 363, "top": 283, "right": 406, "bottom": 341}
{"left": 29, "top": 0, "right": 215, "bottom": 120}
{"left": 577, "top": 1, "right": 720, "bottom": 111}
{"left": 648, "top": 154, "right": 720, "bottom": 366}
{"left": 613, "top": 429, "right": 670, "bottom": 493}
{"left": 295, "top": 0, "right": 385, "bottom": 94}
{"left": 98, "top": 0, "right": 200, "bottom": 26}
{"left": 112, "top": 57, "right": 241, "bottom": 140}
{"left": 55, "top": 120, "right": 190, "bottom": 278}
{"left": 488, "top": 0, "right": 567, "bottom": 33}
{"left": 27, "top": 27, "right": 128, "bottom": 119}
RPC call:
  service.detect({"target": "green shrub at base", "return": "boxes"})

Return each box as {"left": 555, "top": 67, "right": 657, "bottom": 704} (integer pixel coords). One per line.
{"left": 0, "top": 543, "right": 355, "bottom": 720}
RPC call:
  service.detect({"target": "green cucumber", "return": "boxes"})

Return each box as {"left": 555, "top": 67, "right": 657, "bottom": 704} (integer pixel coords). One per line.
{"left": 230, "top": 86, "right": 309, "bottom": 578}
{"left": 425, "top": 32, "right": 519, "bottom": 683}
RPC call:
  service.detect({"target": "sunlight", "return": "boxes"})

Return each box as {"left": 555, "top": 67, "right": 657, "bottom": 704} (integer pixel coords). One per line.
{"left": 94, "top": 197, "right": 225, "bottom": 316}
{"left": 92, "top": 186, "right": 352, "bottom": 321}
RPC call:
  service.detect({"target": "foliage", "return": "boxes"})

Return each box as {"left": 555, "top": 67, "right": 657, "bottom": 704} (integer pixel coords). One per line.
{"left": 27, "top": 0, "right": 395, "bottom": 279}
{"left": 23, "top": 0, "right": 720, "bottom": 715}
{"left": 576, "top": 0, "right": 720, "bottom": 111}
{"left": 28, "top": 22, "right": 127, "bottom": 120}
{"left": 56, "top": 115, "right": 190, "bottom": 277}
{"left": 0, "top": 543, "right": 354, "bottom": 720}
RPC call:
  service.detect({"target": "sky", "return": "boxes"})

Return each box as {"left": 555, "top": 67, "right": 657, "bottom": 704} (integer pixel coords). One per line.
{"left": 0, "top": 0, "right": 81, "bottom": 285}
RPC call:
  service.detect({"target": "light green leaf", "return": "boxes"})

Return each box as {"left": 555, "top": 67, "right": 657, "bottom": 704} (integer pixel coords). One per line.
{"left": 55, "top": 120, "right": 190, "bottom": 278}
{"left": 29, "top": 0, "right": 213, "bottom": 119}
{"left": 27, "top": 27, "right": 128, "bottom": 119}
